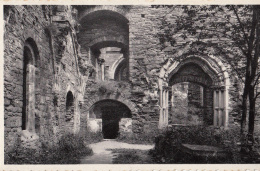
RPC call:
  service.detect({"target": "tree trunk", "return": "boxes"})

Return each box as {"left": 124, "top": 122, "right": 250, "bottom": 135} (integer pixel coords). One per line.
{"left": 247, "top": 6, "right": 260, "bottom": 152}
{"left": 240, "top": 52, "right": 252, "bottom": 153}
{"left": 248, "top": 85, "right": 256, "bottom": 145}
{"left": 240, "top": 83, "right": 249, "bottom": 153}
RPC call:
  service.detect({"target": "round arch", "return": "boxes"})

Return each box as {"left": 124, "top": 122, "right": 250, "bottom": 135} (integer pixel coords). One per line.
{"left": 89, "top": 99, "right": 132, "bottom": 117}
{"left": 78, "top": 7, "right": 129, "bottom": 23}
{"left": 89, "top": 39, "right": 128, "bottom": 51}
{"left": 158, "top": 55, "right": 230, "bottom": 129}
{"left": 85, "top": 95, "right": 136, "bottom": 114}
{"left": 87, "top": 98, "right": 134, "bottom": 139}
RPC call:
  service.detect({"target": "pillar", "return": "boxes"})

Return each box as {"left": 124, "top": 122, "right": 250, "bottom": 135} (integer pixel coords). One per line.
{"left": 101, "top": 62, "right": 105, "bottom": 81}
{"left": 27, "top": 64, "right": 36, "bottom": 133}
{"left": 165, "top": 89, "right": 169, "bottom": 126}
{"left": 213, "top": 87, "right": 228, "bottom": 128}
{"left": 223, "top": 85, "right": 229, "bottom": 128}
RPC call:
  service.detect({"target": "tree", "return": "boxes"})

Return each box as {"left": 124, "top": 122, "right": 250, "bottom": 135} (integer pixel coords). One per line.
{"left": 154, "top": 5, "right": 260, "bottom": 152}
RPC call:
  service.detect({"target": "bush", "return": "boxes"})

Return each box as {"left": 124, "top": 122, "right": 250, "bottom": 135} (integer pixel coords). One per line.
{"left": 5, "top": 133, "right": 93, "bottom": 164}
{"left": 152, "top": 125, "right": 242, "bottom": 163}
{"left": 83, "top": 131, "right": 104, "bottom": 144}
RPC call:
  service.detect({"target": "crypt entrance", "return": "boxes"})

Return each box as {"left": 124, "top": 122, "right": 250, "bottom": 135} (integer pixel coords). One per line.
{"left": 88, "top": 99, "right": 132, "bottom": 139}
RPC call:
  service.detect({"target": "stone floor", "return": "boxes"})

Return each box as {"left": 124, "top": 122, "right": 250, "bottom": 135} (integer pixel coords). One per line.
{"left": 80, "top": 139, "right": 154, "bottom": 164}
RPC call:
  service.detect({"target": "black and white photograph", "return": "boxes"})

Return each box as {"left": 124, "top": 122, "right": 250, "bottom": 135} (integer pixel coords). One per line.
{"left": 2, "top": 1, "right": 260, "bottom": 170}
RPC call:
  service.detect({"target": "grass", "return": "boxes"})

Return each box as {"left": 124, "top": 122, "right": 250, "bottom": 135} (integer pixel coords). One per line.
{"left": 116, "top": 130, "right": 161, "bottom": 145}
{"left": 110, "top": 149, "right": 154, "bottom": 164}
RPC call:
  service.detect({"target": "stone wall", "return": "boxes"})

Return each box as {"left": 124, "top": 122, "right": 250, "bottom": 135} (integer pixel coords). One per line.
{"left": 4, "top": 5, "right": 84, "bottom": 152}
{"left": 4, "top": 5, "right": 258, "bottom": 152}
{"left": 128, "top": 6, "right": 169, "bottom": 132}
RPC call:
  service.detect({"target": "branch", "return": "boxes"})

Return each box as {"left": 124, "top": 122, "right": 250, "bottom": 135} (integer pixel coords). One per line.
{"left": 247, "top": 6, "right": 257, "bottom": 57}
{"left": 254, "top": 92, "right": 260, "bottom": 101}
{"left": 253, "top": 73, "right": 260, "bottom": 88}
{"left": 221, "top": 33, "right": 248, "bottom": 57}
{"left": 231, "top": 5, "right": 249, "bottom": 46}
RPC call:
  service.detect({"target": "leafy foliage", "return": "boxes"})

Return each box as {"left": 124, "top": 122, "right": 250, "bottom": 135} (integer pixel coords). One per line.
{"left": 88, "top": 80, "right": 131, "bottom": 98}
{"left": 110, "top": 149, "right": 153, "bottom": 164}
{"left": 152, "top": 125, "right": 242, "bottom": 163}
{"left": 154, "top": 5, "right": 260, "bottom": 149}
{"left": 155, "top": 5, "right": 254, "bottom": 81}
{"left": 5, "top": 133, "right": 94, "bottom": 164}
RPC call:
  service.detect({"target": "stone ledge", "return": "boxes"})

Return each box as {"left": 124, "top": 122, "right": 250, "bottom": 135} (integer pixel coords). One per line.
{"left": 181, "top": 144, "right": 228, "bottom": 158}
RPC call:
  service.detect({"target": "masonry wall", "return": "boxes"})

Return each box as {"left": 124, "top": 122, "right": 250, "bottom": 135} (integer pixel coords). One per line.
{"left": 78, "top": 5, "right": 241, "bottom": 134}
{"left": 4, "top": 5, "right": 258, "bottom": 152}
{"left": 127, "top": 6, "right": 169, "bottom": 132}
{"left": 127, "top": 6, "right": 240, "bottom": 132}
{"left": 78, "top": 17, "right": 129, "bottom": 48}
{"left": 4, "top": 5, "right": 83, "bottom": 152}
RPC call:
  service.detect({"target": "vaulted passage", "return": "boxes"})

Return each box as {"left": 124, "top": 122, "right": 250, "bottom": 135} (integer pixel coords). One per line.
{"left": 76, "top": 7, "right": 130, "bottom": 81}
{"left": 88, "top": 99, "right": 132, "bottom": 139}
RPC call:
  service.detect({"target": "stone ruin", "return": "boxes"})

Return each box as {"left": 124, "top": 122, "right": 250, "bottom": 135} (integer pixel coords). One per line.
{"left": 4, "top": 5, "right": 260, "bottom": 152}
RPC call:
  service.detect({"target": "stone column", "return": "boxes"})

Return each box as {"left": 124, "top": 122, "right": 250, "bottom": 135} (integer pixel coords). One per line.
{"left": 200, "top": 86, "right": 204, "bottom": 106}
{"left": 97, "top": 58, "right": 105, "bottom": 81}
{"left": 213, "top": 87, "right": 228, "bottom": 127}
{"left": 158, "top": 88, "right": 164, "bottom": 129}
{"left": 26, "top": 64, "right": 36, "bottom": 133}
{"left": 223, "top": 86, "right": 229, "bottom": 128}
{"left": 213, "top": 90, "right": 218, "bottom": 126}
{"left": 165, "top": 89, "right": 169, "bottom": 126}
{"left": 73, "top": 98, "right": 81, "bottom": 134}
{"left": 101, "top": 63, "right": 105, "bottom": 81}
{"left": 218, "top": 90, "right": 223, "bottom": 126}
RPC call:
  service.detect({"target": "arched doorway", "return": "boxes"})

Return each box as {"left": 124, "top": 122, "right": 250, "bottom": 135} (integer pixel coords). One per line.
{"left": 158, "top": 55, "right": 230, "bottom": 128}
{"left": 168, "top": 63, "right": 214, "bottom": 125}
{"left": 88, "top": 99, "right": 132, "bottom": 139}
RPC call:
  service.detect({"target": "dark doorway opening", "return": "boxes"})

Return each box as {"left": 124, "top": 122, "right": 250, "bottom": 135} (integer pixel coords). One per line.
{"left": 101, "top": 107, "right": 119, "bottom": 139}
{"left": 66, "top": 91, "right": 74, "bottom": 122}
{"left": 89, "top": 99, "right": 132, "bottom": 139}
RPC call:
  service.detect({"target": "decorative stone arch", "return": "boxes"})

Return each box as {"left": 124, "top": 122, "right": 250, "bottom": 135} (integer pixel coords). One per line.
{"left": 22, "top": 38, "right": 40, "bottom": 134}
{"left": 158, "top": 55, "right": 230, "bottom": 129}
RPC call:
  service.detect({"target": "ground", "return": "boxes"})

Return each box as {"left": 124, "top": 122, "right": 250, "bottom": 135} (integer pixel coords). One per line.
{"left": 81, "top": 140, "right": 154, "bottom": 164}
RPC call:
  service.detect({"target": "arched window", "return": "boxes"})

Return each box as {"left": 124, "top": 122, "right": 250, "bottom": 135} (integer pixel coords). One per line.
{"left": 66, "top": 91, "right": 74, "bottom": 122}
{"left": 22, "top": 38, "right": 39, "bottom": 132}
